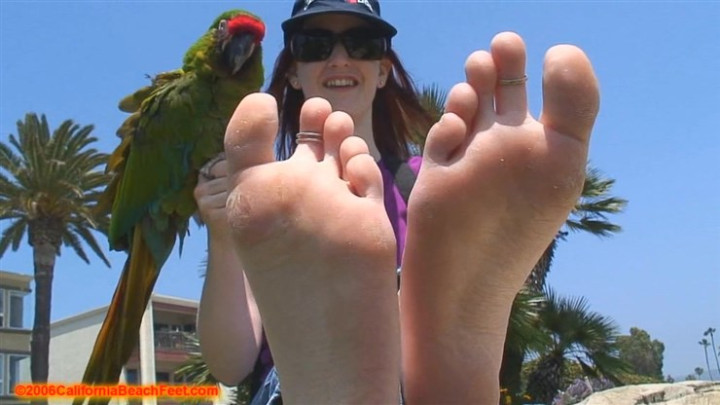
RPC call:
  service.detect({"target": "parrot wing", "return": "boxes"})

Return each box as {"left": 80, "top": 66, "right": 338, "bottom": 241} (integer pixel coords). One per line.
{"left": 78, "top": 11, "right": 266, "bottom": 404}
{"left": 77, "top": 72, "right": 227, "bottom": 405}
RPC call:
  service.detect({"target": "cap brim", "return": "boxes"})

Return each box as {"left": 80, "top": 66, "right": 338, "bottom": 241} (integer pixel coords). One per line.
{"left": 282, "top": 7, "right": 397, "bottom": 40}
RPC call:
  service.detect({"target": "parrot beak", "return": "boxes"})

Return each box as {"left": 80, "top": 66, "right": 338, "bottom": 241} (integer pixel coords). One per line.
{"left": 222, "top": 33, "right": 256, "bottom": 75}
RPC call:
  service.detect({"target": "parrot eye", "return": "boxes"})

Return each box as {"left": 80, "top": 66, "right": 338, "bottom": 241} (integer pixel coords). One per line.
{"left": 217, "top": 19, "right": 228, "bottom": 35}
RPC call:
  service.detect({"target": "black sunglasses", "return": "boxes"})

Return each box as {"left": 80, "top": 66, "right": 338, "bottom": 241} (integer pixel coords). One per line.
{"left": 290, "top": 28, "right": 389, "bottom": 62}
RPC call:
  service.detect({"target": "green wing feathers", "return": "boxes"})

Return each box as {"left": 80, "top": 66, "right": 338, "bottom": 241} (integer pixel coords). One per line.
{"left": 79, "top": 9, "right": 265, "bottom": 403}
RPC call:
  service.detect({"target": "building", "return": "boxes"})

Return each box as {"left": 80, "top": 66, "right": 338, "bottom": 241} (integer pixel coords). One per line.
{"left": 50, "top": 294, "right": 207, "bottom": 405}
{"left": 0, "top": 270, "right": 33, "bottom": 404}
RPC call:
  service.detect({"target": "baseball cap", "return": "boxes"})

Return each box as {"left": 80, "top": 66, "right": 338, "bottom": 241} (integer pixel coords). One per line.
{"left": 282, "top": 0, "right": 397, "bottom": 44}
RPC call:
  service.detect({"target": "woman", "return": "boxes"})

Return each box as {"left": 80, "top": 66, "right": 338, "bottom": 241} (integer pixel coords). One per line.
{"left": 198, "top": 1, "right": 429, "bottom": 402}
{"left": 196, "top": 0, "right": 600, "bottom": 403}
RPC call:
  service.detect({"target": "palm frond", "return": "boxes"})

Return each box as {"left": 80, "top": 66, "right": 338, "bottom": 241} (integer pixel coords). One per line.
{"left": 0, "top": 219, "right": 28, "bottom": 257}
{"left": 0, "top": 113, "right": 111, "bottom": 267}
{"left": 71, "top": 224, "right": 111, "bottom": 267}
{"left": 525, "top": 289, "right": 627, "bottom": 403}
{"left": 567, "top": 165, "right": 628, "bottom": 237}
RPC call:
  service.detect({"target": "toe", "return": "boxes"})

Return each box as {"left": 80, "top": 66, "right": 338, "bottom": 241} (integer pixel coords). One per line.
{"left": 464, "top": 50, "right": 497, "bottom": 126}
{"left": 339, "top": 136, "right": 370, "bottom": 180}
{"left": 423, "top": 113, "right": 468, "bottom": 165}
{"left": 445, "top": 83, "right": 479, "bottom": 131}
{"left": 491, "top": 32, "right": 529, "bottom": 120}
{"left": 321, "top": 111, "right": 355, "bottom": 173}
{"left": 294, "top": 97, "right": 333, "bottom": 162}
{"left": 224, "top": 93, "right": 278, "bottom": 178}
{"left": 540, "top": 45, "right": 599, "bottom": 143}
{"left": 344, "top": 152, "right": 383, "bottom": 200}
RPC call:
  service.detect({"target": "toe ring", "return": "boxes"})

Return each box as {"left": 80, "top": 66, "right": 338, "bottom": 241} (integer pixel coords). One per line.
{"left": 498, "top": 75, "right": 528, "bottom": 86}
{"left": 295, "top": 131, "right": 323, "bottom": 145}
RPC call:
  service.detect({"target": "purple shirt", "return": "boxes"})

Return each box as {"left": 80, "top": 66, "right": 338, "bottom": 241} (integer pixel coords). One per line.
{"left": 378, "top": 156, "right": 422, "bottom": 266}
{"left": 254, "top": 156, "right": 422, "bottom": 385}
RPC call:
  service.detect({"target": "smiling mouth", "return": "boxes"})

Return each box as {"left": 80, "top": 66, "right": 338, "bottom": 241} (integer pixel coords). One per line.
{"left": 324, "top": 78, "right": 358, "bottom": 88}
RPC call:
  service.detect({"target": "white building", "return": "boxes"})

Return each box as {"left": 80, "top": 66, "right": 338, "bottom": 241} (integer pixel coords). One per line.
{"left": 49, "top": 294, "right": 213, "bottom": 405}
{"left": 0, "top": 270, "right": 33, "bottom": 405}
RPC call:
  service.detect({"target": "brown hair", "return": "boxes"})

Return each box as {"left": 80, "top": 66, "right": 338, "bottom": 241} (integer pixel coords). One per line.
{"left": 267, "top": 47, "right": 434, "bottom": 161}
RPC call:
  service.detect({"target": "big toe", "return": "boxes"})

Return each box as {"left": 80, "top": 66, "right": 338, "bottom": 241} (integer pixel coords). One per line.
{"left": 224, "top": 93, "right": 279, "bottom": 178}
{"left": 540, "top": 45, "right": 600, "bottom": 142}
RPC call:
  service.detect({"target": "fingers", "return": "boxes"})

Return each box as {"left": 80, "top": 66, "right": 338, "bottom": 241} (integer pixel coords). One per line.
{"left": 198, "top": 158, "right": 228, "bottom": 184}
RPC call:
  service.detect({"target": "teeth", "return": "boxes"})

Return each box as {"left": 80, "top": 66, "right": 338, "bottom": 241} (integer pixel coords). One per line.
{"left": 324, "top": 79, "right": 356, "bottom": 88}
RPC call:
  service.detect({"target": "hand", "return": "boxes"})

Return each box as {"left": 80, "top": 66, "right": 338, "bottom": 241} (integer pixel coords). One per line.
{"left": 194, "top": 153, "right": 232, "bottom": 239}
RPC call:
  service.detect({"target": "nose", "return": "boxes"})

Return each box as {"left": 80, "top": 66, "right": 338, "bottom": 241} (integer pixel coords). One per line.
{"left": 327, "top": 42, "right": 351, "bottom": 66}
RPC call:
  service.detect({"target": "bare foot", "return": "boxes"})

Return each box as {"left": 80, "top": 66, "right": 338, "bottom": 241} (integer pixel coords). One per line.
{"left": 223, "top": 94, "right": 400, "bottom": 404}
{"left": 400, "top": 32, "right": 599, "bottom": 404}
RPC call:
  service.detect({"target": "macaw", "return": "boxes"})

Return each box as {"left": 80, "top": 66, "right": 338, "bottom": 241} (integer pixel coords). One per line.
{"left": 76, "top": 10, "right": 265, "bottom": 404}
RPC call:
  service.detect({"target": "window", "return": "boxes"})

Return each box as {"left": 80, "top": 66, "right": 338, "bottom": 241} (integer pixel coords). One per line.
{"left": 8, "top": 355, "right": 28, "bottom": 396}
{"left": 0, "top": 289, "right": 5, "bottom": 327}
{"left": 9, "top": 292, "right": 23, "bottom": 328}
{"left": 156, "top": 372, "right": 170, "bottom": 383}
{"left": 125, "top": 369, "right": 138, "bottom": 384}
{"left": 0, "top": 289, "right": 26, "bottom": 329}
{"left": 0, "top": 354, "right": 4, "bottom": 396}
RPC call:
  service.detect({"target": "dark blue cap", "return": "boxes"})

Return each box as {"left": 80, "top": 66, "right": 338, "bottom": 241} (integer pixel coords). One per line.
{"left": 282, "top": 0, "right": 397, "bottom": 44}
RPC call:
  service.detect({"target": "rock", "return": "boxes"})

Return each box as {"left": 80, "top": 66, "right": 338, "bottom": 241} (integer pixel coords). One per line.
{"left": 576, "top": 380, "right": 719, "bottom": 404}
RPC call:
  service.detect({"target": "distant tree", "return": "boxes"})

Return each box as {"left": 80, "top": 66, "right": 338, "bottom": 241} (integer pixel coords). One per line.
{"left": 665, "top": 375, "right": 675, "bottom": 383}
{"left": 524, "top": 289, "right": 630, "bottom": 404}
{"left": 175, "top": 333, "right": 251, "bottom": 405}
{"left": 695, "top": 367, "right": 705, "bottom": 379}
{"left": 526, "top": 167, "right": 628, "bottom": 291}
{"left": 616, "top": 327, "right": 664, "bottom": 380}
{"left": 703, "top": 327, "right": 719, "bottom": 374}
{"left": 500, "top": 289, "right": 549, "bottom": 402}
{"left": 699, "top": 339, "right": 714, "bottom": 381}
{"left": 0, "top": 113, "right": 110, "bottom": 403}
{"left": 685, "top": 374, "right": 697, "bottom": 381}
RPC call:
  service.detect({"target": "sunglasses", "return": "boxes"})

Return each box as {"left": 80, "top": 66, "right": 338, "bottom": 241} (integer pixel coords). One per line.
{"left": 290, "top": 28, "right": 389, "bottom": 62}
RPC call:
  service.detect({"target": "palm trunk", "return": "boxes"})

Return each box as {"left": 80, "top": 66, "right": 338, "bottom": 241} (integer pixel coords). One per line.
{"left": 29, "top": 221, "right": 60, "bottom": 405}
{"left": 526, "top": 237, "right": 559, "bottom": 292}
{"left": 704, "top": 345, "right": 714, "bottom": 381}
{"left": 710, "top": 332, "right": 720, "bottom": 377}
{"left": 526, "top": 353, "right": 565, "bottom": 405}
{"left": 499, "top": 343, "right": 525, "bottom": 405}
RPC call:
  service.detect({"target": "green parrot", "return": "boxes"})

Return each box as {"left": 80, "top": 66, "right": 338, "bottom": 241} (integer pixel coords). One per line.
{"left": 76, "top": 10, "right": 265, "bottom": 404}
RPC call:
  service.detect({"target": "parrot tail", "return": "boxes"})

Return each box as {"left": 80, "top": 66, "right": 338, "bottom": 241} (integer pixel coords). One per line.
{"left": 74, "top": 225, "right": 160, "bottom": 405}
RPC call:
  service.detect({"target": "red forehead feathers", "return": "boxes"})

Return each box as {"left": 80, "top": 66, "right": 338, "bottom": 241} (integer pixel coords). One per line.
{"left": 228, "top": 15, "right": 266, "bottom": 42}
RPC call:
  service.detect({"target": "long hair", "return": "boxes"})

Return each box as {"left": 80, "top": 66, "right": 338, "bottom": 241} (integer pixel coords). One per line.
{"left": 267, "top": 47, "right": 434, "bottom": 161}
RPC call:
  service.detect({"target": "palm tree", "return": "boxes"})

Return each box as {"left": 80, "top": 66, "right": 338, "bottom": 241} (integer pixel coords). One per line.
{"left": 704, "top": 327, "right": 719, "bottom": 375}
{"left": 175, "top": 333, "right": 252, "bottom": 404}
{"left": 0, "top": 113, "right": 111, "bottom": 393}
{"left": 699, "top": 339, "right": 714, "bottom": 381}
{"left": 500, "top": 288, "right": 550, "bottom": 402}
{"left": 524, "top": 289, "right": 629, "bottom": 404}
{"left": 694, "top": 367, "right": 704, "bottom": 379}
{"left": 526, "top": 167, "right": 627, "bottom": 291}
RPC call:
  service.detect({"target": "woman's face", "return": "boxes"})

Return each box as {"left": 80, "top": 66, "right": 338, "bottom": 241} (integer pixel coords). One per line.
{"left": 288, "top": 14, "right": 391, "bottom": 124}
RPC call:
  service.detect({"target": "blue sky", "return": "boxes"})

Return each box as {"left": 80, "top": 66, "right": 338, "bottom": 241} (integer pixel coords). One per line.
{"left": 1, "top": 1, "right": 718, "bottom": 380}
